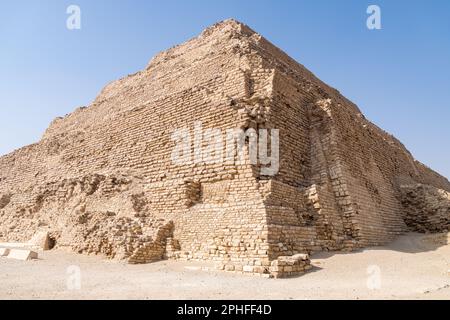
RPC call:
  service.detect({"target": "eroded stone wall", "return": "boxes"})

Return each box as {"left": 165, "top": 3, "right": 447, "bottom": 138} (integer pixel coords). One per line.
{"left": 400, "top": 184, "right": 450, "bottom": 233}
{"left": 1, "top": 19, "right": 449, "bottom": 278}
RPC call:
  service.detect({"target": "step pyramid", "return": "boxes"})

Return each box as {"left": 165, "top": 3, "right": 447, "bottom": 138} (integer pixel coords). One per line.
{"left": 0, "top": 19, "right": 449, "bottom": 277}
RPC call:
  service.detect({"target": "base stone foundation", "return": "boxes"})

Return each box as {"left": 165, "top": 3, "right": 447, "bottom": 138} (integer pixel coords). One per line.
{"left": 0, "top": 19, "right": 449, "bottom": 278}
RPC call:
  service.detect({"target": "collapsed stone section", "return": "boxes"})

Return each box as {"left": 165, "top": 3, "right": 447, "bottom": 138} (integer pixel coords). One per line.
{"left": 0, "top": 19, "right": 449, "bottom": 278}
{"left": 0, "top": 173, "right": 176, "bottom": 263}
{"left": 400, "top": 184, "right": 450, "bottom": 233}
{"left": 68, "top": 213, "right": 175, "bottom": 263}
{"left": 269, "top": 254, "right": 312, "bottom": 278}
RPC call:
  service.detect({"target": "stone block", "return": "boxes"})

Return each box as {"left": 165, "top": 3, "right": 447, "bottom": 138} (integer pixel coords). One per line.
{"left": 28, "top": 231, "right": 51, "bottom": 250}
{"left": 6, "top": 249, "right": 38, "bottom": 261}
{"left": 0, "top": 248, "right": 10, "bottom": 257}
{"left": 243, "top": 265, "right": 254, "bottom": 273}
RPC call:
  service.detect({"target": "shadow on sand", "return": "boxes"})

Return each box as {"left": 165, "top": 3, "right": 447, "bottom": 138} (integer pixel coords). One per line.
{"left": 311, "top": 232, "right": 450, "bottom": 260}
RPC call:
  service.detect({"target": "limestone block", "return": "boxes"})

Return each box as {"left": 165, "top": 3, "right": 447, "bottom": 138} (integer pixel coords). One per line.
{"left": 6, "top": 249, "right": 38, "bottom": 261}
{"left": 292, "top": 253, "right": 309, "bottom": 261}
{"left": 243, "top": 265, "right": 254, "bottom": 272}
{"left": 0, "top": 248, "right": 10, "bottom": 257}
{"left": 28, "top": 231, "right": 51, "bottom": 250}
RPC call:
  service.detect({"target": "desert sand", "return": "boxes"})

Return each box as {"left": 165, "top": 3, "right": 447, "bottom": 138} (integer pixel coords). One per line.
{"left": 0, "top": 232, "right": 448, "bottom": 300}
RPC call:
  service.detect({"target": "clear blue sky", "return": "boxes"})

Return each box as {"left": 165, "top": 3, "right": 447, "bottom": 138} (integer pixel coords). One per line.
{"left": 1, "top": 0, "right": 449, "bottom": 179}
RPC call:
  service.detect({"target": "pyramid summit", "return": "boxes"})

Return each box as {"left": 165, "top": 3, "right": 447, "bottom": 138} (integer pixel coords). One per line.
{"left": 1, "top": 19, "right": 449, "bottom": 278}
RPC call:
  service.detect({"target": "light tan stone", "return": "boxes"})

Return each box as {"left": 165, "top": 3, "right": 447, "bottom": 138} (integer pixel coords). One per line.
{"left": 6, "top": 249, "right": 38, "bottom": 261}
{"left": 0, "top": 248, "right": 10, "bottom": 257}
{"left": 0, "top": 19, "right": 448, "bottom": 278}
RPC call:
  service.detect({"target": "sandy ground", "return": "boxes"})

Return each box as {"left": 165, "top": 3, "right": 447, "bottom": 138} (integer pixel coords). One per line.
{"left": 0, "top": 232, "right": 449, "bottom": 300}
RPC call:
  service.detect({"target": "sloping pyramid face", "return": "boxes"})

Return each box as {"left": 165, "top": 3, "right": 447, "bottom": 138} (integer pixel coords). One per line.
{"left": 1, "top": 20, "right": 449, "bottom": 276}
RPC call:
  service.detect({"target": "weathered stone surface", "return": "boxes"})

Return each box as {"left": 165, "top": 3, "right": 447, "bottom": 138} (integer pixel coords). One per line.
{"left": 28, "top": 231, "right": 51, "bottom": 250}
{"left": 6, "top": 249, "right": 38, "bottom": 261}
{"left": 0, "top": 19, "right": 449, "bottom": 277}
{"left": 0, "top": 248, "right": 10, "bottom": 257}
{"left": 269, "top": 254, "right": 311, "bottom": 278}
{"left": 400, "top": 184, "right": 450, "bottom": 233}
